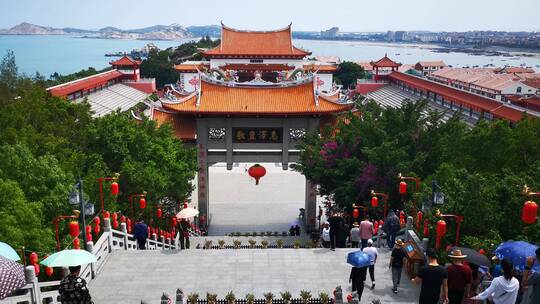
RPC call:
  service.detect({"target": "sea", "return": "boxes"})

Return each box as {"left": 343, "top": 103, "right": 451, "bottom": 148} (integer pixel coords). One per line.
{"left": 1, "top": 35, "right": 540, "bottom": 77}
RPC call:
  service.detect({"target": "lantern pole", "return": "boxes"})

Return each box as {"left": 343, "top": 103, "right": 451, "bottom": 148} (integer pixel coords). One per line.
{"left": 436, "top": 209, "right": 464, "bottom": 246}
{"left": 523, "top": 184, "right": 540, "bottom": 197}
{"left": 52, "top": 214, "right": 79, "bottom": 251}
{"left": 96, "top": 173, "right": 120, "bottom": 214}
{"left": 398, "top": 173, "right": 421, "bottom": 209}
{"left": 129, "top": 191, "right": 147, "bottom": 218}
{"left": 371, "top": 190, "right": 389, "bottom": 218}
{"left": 76, "top": 178, "right": 88, "bottom": 248}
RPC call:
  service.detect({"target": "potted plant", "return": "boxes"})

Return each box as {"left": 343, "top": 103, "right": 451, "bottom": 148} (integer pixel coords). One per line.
{"left": 225, "top": 291, "right": 236, "bottom": 304}
{"left": 187, "top": 293, "right": 199, "bottom": 304}
{"left": 252, "top": 232, "right": 258, "bottom": 237}
{"left": 264, "top": 292, "right": 274, "bottom": 304}
{"left": 245, "top": 293, "right": 255, "bottom": 304}
{"left": 293, "top": 240, "right": 301, "bottom": 249}
{"left": 319, "top": 292, "right": 329, "bottom": 304}
{"left": 261, "top": 240, "right": 268, "bottom": 249}
{"left": 266, "top": 231, "right": 272, "bottom": 236}
{"left": 218, "top": 239, "right": 225, "bottom": 249}
{"left": 248, "top": 239, "right": 256, "bottom": 248}
{"left": 280, "top": 291, "right": 292, "bottom": 304}
{"left": 299, "top": 290, "right": 311, "bottom": 304}
{"left": 305, "top": 240, "right": 314, "bottom": 248}
{"left": 233, "top": 239, "right": 242, "bottom": 249}
{"left": 276, "top": 239, "right": 284, "bottom": 248}
{"left": 204, "top": 239, "right": 213, "bottom": 249}
{"left": 207, "top": 293, "right": 217, "bottom": 304}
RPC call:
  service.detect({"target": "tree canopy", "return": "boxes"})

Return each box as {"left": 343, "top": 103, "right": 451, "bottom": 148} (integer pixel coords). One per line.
{"left": 334, "top": 62, "right": 365, "bottom": 89}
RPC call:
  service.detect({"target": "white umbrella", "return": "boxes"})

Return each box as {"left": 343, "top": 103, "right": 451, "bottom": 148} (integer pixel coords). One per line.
{"left": 176, "top": 207, "right": 199, "bottom": 219}
{"left": 40, "top": 250, "right": 97, "bottom": 267}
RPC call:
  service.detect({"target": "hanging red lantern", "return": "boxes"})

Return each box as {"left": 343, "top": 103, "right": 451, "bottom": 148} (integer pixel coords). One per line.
{"left": 127, "top": 218, "right": 132, "bottom": 227}
{"left": 379, "top": 220, "right": 384, "bottom": 228}
{"left": 399, "top": 181, "right": 408, "bottom": 194}
{"left": 416, "top": 211, "right": 423, "bottom": 231}
{"left": 94, "top": 216, "right": 101, "bottom": 226}
{"left": 478, "top": 249, "right": 486, "bottom": 255}
{"left": 172, "top": 217, "right": 177, "bottom": 227}
{"left": 352, "top": 208, "right": 359, "bottom": 218}
{"left": 139, "top": 198, "right": 146, "bottom": 209}
{"left": 248, "top": 164, "right": 267, "bottom": 185}
{"left": 93, "top": 223, "right": 100, "bottom": 235}
{"left": 120, "top": 216, "right": 126, "bottom": 223}
{"left": 522, "top": 200, "right": 538, "bottom": 224}
{"left": 68, "top": 221, "right": 80, "bottom": 238}
{"left": 112, "top": 220, "right": 119, "bottom": 229}
{"left": 371, "top": 196, "right": 379, "bottom": 207}
{"left": 399, "top": 210, "right": 405, "bottom": 217}
{"left": 85, "top": 225, "right": 92, "bottom": 234}
{"left": 73, "top": 237, "right": 81, "bottom": 249}
{"left": 103, "top": 211, "right": 110, "bottom": 219}
{"left": 29, "top": 252, "right": 38, "bottom": 265}
{"left": 112, "top": 213, "right": 118, "bottom": 221}
{"left": 45, "top": 266, "right": 54, "bottom": 277}
{"left": 86, "top": 232, "right": 93, "bottom": 242}
{"left": 34, "top": 264, "right": 40, "bottom": 276}
{"left": 435, "top": 219, "right": 447, "bottom": 249}
{"left": 157, "top": 208, "right": 163, "bottom": 218}
{"left": 423, "top": 219, "right": 429, "bottom": 236}
{"left": 110, "top": 181, "right": 119, "bottom": 196}
{"left": 183, "top": 201, "right": 188, "bottom": 209}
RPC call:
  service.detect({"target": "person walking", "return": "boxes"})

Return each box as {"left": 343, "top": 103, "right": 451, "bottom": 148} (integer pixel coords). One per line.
{"left": 327, "top": 211, "right": 343, "bottom": 251}
{"left": 133, "top": 218, "right": 148, "bottom": 250}
{"left": 349, "top": 264, "right": 368, "bottom": 302}
{"left": 359, "top": 215, "right": 374, "bottom": 250}
{"left": 521, "top": 247, "right": 540, "bottom": 304}
{"left": 321, "top": 223, "right": 331, "bottom": 248}
{"left": 176, "top": 219, "right": 190, "bottom": 249}
{"left": 350, "top": 222, "right": 360, "bottom": 248}
{"left": 446, "top": 249, "right": 472, "bottom": 304}
{"left": 382, "top": 210, "right": 400, "bottom": 249}
{"left": 58, "top": 266, "right": 93, "bottom": 304}
{"left": 294, "top": 224, "right": 301, "bottom": 236}
{"left": 470, "top": 258, "right": 519, "bottom": 304}
{"left": 412, "top": 248, "right": 448, "bottom": 304}
{"left": 389, "top": 239, "right": 407, "bottom": 294}
{"left": 362, "top": 239, "right": 378, "bottom": 289}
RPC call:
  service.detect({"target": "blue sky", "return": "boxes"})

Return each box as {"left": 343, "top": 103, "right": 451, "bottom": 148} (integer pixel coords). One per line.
{"left": 1, "top": 0, "right": 539, "bottom": 32}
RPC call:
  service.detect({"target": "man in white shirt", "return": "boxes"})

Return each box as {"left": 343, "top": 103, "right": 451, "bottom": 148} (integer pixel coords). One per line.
{"left": 362, "top": 239, "right": 378, "bottom": 289}
{"left": 350, "top": 222, "right": 360, "bottom": 248}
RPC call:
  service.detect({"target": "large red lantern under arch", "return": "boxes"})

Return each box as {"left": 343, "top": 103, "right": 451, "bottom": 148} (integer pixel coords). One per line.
{"left": 371, "top": 196, "right": 379, "bottom": 207}
{"left": 352, "top": 208, "right": 359, "bottom": 218}
{"left": 248, "top": 164, "right": 266, "bottom": 185}
{"left": 29, "top": 252, "right": 38, "bottom": 265}
{"left": 139, "top": 198, "right": 146, "bottom": 209}
{"left": 68, "top": 221, "right": 80, "bottom": 238}
{"left": 103, "top": 211, "right": 110, "bottom": 219}
{"left": 399, "top": 181, "right": 408, "bottom": 194}
{"left": 110, "top": 181, "right": 119, "bottom": 196}
{"left": 435, "top": 219, "right": 447, "bottom": 249}
{"left": 522, "top": 200, "right": 538, "bottom": 224}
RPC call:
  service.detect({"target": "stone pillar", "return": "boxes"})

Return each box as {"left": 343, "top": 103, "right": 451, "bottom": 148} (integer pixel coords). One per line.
{"left": 197, "top": 118, "right": 210, "bottom": 227}
{"left": 159, "top": 236, "right": 165, "bottom": 249}
{"left": 305, "top": 180, "right": 317, "bottom": 233}
{"left": 121, "top": 222, "right": 128, "bottom": 250}
{"left": 25, "top": 265, "right": 41, "bottom": 303}
{"left": 406, "top": 216, "right": 414, "bottom": 231}
{"left": 103, "top": 218, "right": 113, "bottom": 253}
{"left": 282, "top": 119, "right": 289, "bottom": 170}
{"left": 152, "top": 233, "right": 158, "bottom": 250}
{"left": 86, "top": 241, "right": 95, "bottom": 279}
{"left": 226, "top": 119, "right": 233, "bottom": 170}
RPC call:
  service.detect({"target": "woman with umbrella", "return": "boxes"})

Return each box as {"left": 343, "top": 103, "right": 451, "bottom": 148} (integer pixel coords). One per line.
{"left": 176, "top": 207, "right": 199, "bottom": 250}
{"left": 347, "top": 251, "right": 370, "bottom": 302}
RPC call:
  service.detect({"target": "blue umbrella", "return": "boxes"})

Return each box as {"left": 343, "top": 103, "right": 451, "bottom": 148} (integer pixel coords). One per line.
{"left": 0, "top": 242, "right": 20, "bottom": 261}
{"left": 495, "top": 241, "right": 540, "bottom": 272}
{"left": 347, "top": 250, "right": 371, "bottom": 268}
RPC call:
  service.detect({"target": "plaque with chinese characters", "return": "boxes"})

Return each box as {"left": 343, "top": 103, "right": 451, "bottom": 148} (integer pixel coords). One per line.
{"left": 232, "top": 128, "right": 282, "bottom": 143}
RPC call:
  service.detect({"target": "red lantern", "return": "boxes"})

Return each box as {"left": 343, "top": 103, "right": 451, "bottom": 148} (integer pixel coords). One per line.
{"left": 248, "top": 164, "right": 266, "bottom": 185}
{"left": 478, "top": 249, "right": 486, "bottom": 255}
{"left": 371, "top": 196, "right": 379, "bottom": 207}
{"left": 85, "top": 225, "right": 92, "bottom": 234}
{"left": 68, "top": 221, "right": 80, "bottom": 238}
{"left": 120, "top": 216, "right": 126, "bottom": 223}
{"left": 346, "top": 294, "right": 353, "bottom": 302}
{"left": 172, "top": 217, "right": 177, "bottom": 227}
{"left": 112, "top": 213, "right": 118, "bottom": 221}
{"left": 94, "top": 216, "right": 101, "bottom": 226}
{"left": 93, "top": 223, "right": 100, "bottom": 235}
{"left": 373, "top": 224, "right": 379, "bottom": 235}
{"left": 103, "top": 211, "right": 110, "bottom": 219}
{"left": 352, "top": 208, "right": 359, "bottom": 218}
{"left": 139, "top": 198, "right": 146, "bottom": 209}
{"left": 416, "top": 211, "right": 423, "bottom": 230}
{"left": 45, "top": 266, "right": 54, "bottom": 277}
{"left": 399, "top": 181, "right": 408, "bottom": 194}
{"left": 73, "top": 237, "right": 81, "bottom": 249}
{"left": 157, "top": 208, "right": 162, "bottom": 218}
{"left": 110, "top": 181, "right": 119, "bottom": 196}
{"left": 127, "top": 218, "right": 132, "bottom": 227}
{"left": 34, "top": 264, "right": 40, "bottom": 276}
{"left": 423, "top": 219, "right": 429, "bottom": 236}
{"left": 435, "top": 219, "right": 447, "bottom": 249}
{"left": 183, "top": 201, "right": 188, "bottom": 209}
{"left": 522, "top": 200, "right": 538, "bottom": 224}
{"left": 112, "top": 220, "right": 119, "bottom": 229}
{"left": 29, "top": 252, "right": 38, "bottom": 265}
{"left": 86, "top": 232, "right": 93, "bottom": 242}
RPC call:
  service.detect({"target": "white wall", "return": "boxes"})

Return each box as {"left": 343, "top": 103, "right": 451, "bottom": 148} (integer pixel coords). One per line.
{"left": 316, "top": 73, "right": 333, "bottom": 93}
{"left": 501, "top": 82, "right": 536, "bottom": 95}
{"left": 179, "top": 72, "right": 199, "bottom": 92}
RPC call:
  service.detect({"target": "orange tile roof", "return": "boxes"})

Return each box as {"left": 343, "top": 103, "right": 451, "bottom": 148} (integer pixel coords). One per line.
{"left": 110, "top": 55, "right": 141, "bottom": 66}
{"left": 495, "top": 67, "right": 535, "bottom": 74}
{"left": 371, "top": 54, "right": 401, "bottom": 68}
{"left": 47, "top": 70, "right": 123, "bottom": 97}
{"left": 303, "top": 64, "right": 338, "bottom": 73}
{"left": 161, "top": 79, "right": 352, "bottom": 115}
{"left": 416, "top": 61, "right": 446, "bottom": 67}
{"left": 174, "top": 63, "right": 209, "bottom": 72}
{"left": 202, "top": 23, "right": 311, "bottom": 57}
{"left": 152, "top": 109, "right": 197, "bottom": 140}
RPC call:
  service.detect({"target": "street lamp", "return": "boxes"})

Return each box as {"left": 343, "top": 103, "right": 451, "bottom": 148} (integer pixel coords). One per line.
{"left": 371, "top": 190, "right": 389, "bottom": 218}
{"left": 522, "top": 185, "right": 539, "bottom": 224}
{"left": 96, "top": 173, "right": 120, "bottom": 214}
{"left": 129, "top": 191, "right": 147, "bottom": 217}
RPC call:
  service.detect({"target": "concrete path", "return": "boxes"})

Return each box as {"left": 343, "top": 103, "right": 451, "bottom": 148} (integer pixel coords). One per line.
{"left": 90, "top": 248, "right": 419, "bottom": 304}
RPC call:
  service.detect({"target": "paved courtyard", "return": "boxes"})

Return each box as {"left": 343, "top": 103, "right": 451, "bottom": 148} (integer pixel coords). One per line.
{"left": 90, "top": 248, "right": 420, "bottom": 304}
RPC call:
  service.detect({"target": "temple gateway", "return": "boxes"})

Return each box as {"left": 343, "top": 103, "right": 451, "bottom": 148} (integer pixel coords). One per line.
{"left": 150, "top": 23, "right": 353, "bottom": 231}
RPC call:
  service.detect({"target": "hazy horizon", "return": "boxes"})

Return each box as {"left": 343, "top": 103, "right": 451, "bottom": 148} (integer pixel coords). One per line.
{"left": 0, "top": 0, "right": 539, "bottom": 33}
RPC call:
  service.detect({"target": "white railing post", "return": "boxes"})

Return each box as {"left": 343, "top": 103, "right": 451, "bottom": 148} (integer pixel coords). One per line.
{"left": 159, "top": 235, "right": 165, "bottom": 249}
{"left": 24, "top": 266, "right": 41, "bottom": 304}
{"left": 152, "top": 233, "right": 158, "bottom": 250}
{"left": 103, "top": 218, "right": 113, "bottom": 253}
{"left": 86, "top": 241, "right": 95, "bottom": 279}
{"left": 121, "top": 223, "right": 128, "bottom": 250}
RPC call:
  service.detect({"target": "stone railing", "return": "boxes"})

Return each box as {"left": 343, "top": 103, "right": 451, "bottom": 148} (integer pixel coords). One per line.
{"left": 1, "top": 219, "right": 176, "bottom": 304}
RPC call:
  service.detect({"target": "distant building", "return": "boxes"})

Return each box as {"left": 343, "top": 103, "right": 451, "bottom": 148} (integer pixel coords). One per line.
{"left": 414, "top": 60, "right": 447, "bottom": 76}
{"left": 394, "top": 31, "right": 406, "bottom": 41}
{"left": 320, "top": 27, "right": 339, "bottom": 39}
{"left": 386, "top": 31, "right": 395, "bottom": 42}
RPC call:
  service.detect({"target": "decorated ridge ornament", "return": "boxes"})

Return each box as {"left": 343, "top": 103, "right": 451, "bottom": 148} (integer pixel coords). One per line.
{"left": 522, "top": 200, "right": 538, "bottom": 224}
{"left": 248, "top": 164, "right": 266, "bottom": 185}
{"left": 110, "top": 181, "right": 119, "bottom": 196}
